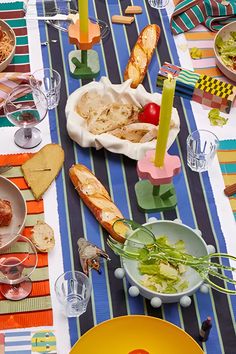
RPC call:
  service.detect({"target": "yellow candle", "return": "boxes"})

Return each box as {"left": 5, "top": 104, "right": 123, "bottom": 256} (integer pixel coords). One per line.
{"left": 78, "top": 0, "right": 88, "bottom": 36}
{"left": 154, "top": 75, "right": 176, "bottom": 167}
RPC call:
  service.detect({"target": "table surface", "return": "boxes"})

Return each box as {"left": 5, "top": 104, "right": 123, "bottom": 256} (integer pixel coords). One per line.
{"left": 1, "top": 0, "right": 236, "bottom": 354}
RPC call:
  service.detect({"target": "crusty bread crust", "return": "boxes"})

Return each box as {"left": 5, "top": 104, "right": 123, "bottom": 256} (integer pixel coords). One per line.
{"left": 124, "top": 24, "right": 161, "bottom": 88}
{"left": 69, "top": 164, "right": 126, "bottom": 243}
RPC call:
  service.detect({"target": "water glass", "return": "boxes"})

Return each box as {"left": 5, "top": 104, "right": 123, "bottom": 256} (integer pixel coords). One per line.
{"left": 30, "top": 68, "right": 61, "bottom": 110}
{"left": 186, "top": 129, "right": 219, "bottom": 172}
{"left": 55, "top": 271, "right": 92, "bottom": 317}
{"left": 148, "top": 0, "right": 169, "bottom": 9}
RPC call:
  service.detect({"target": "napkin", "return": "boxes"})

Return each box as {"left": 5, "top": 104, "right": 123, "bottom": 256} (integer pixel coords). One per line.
{"left": 0, "top": 72, "right": 31, "bottom": 109}
{"left": 171, "top": 0, "right": 236, "bottom": 35}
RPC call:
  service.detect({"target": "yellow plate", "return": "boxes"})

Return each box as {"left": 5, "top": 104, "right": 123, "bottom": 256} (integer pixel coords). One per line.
{"left": 70, "top": 315, "right": 204, "bottom": 354}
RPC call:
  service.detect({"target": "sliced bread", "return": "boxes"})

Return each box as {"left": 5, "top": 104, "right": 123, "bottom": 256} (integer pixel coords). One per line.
{"left": 21, "top": 144, "right": 64, "bottom": 200}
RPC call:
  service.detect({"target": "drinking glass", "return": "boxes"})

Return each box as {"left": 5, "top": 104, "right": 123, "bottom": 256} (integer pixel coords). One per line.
{"left": 30, "top": 68, "right": 61, "bottom": 110}
{"left": 148, "top": 0, "right": 169, "bottom": 9}
{"left": 0, "top": 235, "right": 38, "bottom": 300}
{"left": 4, "top": 84, "right": 48, "bottom": 149}
{"left": 186, "top": 129, "right": 219, "bottom": 172}
{"left": 55, "top": 271, "right": 92, "bottom": 317}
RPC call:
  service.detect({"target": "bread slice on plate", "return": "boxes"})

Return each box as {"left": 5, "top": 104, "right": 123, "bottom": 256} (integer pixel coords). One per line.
{"left": 21, "top": 144, "right": 64, "bottom": 200}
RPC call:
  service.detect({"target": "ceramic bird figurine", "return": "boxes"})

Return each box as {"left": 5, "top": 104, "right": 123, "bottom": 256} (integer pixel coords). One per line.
{"left": 78, "top": 238, "right": 110, "bottom": 275}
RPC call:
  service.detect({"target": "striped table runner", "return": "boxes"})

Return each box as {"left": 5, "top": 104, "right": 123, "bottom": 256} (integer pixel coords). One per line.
{"left": 0, "top": 329, "right": 56, "bottom": 353}
{"left": 218, "top": 140, "right": 236, "bottom": 220}
{"left": 0, "top": 1, "right": 30, "bottom": 127}
{"left": 0, "top": 154, "right": 52, "bottom": 330}
{"left": 37, "top": 0, "right": 236, "bottom": 353}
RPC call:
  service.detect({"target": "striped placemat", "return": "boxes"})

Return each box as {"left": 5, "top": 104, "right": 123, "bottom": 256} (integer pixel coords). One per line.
{"left": 0, "top": 1, "right": 30, "bottom": 128}
{"left": 0, "top": 153, "right": 52, "bottom": 330}
{"left": 0, "top": 329, "right": 56, "bottom": 353}
{"left": 218, "top": 140, "right": 236, "bottom": 220}
{"left": 172, "top": 0, "right": 232, "bottom": 80}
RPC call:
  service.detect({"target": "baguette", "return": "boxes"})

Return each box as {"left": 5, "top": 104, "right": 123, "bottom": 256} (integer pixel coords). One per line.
{"left": 69, "top": 164, "right": 126, "bottom": 243}
{"left": 124, "top": 24, "right": 161, "bottom": 88}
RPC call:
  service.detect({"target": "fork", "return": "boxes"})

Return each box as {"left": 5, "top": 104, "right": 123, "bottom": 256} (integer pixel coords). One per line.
{"left": 0, "top": 165, "right": 13, "bottom": 174}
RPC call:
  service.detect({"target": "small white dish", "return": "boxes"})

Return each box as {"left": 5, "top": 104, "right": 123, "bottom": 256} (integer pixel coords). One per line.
{"left": 0, "top": 176, "right": 27, "bottom": 250}
{"left": 65, "top": 77, "right": 180, "bottom": 160}
{"left": 214, "top": 22, "right": 236, "bottom": 82}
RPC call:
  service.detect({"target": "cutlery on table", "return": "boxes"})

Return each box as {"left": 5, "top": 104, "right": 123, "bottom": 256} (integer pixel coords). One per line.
{"left": 25, "top": 13, "right": 79, "bottom": 23}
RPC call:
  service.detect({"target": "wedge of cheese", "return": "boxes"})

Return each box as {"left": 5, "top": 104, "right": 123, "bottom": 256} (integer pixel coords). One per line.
{"left": 21, "top": 144, "right": 64, "bottom": 200}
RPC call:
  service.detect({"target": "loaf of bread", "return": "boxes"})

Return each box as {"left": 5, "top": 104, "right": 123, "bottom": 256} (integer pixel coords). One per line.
{"left": 22, "top": 144, "right": 64, "bottom": 200}
{"left": 124, "top": 24, "right": 161, "bottom": 88}
{"left": 69, "top": 164, "right": 126, "bottom": 243}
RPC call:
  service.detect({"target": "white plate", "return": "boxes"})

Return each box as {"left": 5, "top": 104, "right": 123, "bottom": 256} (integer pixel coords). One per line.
{"left": 0, "top": 176, "right": 27, "bottom": 250}
{"left": 66, "top": 77, "right": 180, "bottom": 160}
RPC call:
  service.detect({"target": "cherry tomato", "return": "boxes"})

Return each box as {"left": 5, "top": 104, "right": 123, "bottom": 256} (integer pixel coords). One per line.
{"left": 138, "top": 102, "right": 160, "bottom": 125}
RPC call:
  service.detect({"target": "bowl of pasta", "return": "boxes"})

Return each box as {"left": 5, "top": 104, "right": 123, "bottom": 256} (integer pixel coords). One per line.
{"left": 0, "top": 20, "right": 16, "bottom": 72}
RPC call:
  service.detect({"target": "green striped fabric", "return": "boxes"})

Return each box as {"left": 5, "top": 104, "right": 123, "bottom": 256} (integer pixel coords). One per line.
{"left": 171, "top": 0, "right": 236, "bottom": 34}
{"left": 0, "top": 1, "right": 30, "bottom": 127}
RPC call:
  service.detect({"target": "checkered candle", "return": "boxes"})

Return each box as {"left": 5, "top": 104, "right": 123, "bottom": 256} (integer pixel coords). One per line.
{"left": 157, "top": 62, "right": 236, "bottom": 113}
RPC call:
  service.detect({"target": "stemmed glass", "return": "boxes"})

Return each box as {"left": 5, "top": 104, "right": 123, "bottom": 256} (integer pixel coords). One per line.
{"left": 4, "top": 84, "right": 48, "bottom": 149}
{"left": 148, "top": 0, "right": 169, "bottom": 9}
{"left": 0, "top": 235, "right": 38, "bottom": 300}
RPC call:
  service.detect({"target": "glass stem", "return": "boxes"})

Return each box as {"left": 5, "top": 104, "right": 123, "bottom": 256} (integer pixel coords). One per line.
{"left": 24, "top": 128, "right": 32, "bottom": 139}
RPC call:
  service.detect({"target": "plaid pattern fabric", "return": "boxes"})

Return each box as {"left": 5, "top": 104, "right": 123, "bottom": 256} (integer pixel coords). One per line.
{"left": 171, "top": 0, "right": 236, "bottom": 34}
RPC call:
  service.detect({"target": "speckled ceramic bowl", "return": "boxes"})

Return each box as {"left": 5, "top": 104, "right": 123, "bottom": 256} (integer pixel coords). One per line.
{"left": 123, "top": 218, "right": 210, "bottom": 306}
{"left": 214, "top": 22, "right": 236, "bottom": 82}
{"left": 0, "top": 20, "right": 16, "bottom": 72}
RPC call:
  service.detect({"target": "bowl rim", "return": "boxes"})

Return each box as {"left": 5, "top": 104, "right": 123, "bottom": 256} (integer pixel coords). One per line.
{"left": 123, "top": 219, "right": 208, "bottom": 298}
{"left": 213, "top": 21, "right": 236, "bottom": 75}
{"left": 70, "top": 315, "right": 204, "bottom": 353}
{"left": 0, "top": 19, "right": 16, "bottom": 69}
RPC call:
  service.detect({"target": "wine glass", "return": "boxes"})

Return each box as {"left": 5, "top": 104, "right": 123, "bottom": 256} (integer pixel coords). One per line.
{"left": 4, "top": 84, "right": 48, "bottom": 149}
{"left": 0, "top": 235, "right": 38, "bottom": 300}
{"left": 148, "top": 0, "right": 169, "bottom": 9}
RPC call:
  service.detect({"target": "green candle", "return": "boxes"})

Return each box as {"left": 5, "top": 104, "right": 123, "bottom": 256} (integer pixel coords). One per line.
{"left": 154, "top": 75, "right": 176, "bottom": 167}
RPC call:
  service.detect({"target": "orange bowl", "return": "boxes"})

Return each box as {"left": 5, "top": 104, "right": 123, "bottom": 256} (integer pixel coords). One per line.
{"left": 70, "top": 315, "right": 203, "bottom": 354}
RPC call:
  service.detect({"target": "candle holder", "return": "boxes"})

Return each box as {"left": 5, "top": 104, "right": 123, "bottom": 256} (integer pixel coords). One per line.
{"left": 135, "top": 150, "right": 181, "bottom": 212}
{"left": 68, "top": 19, "right": 101, "bottom": 79}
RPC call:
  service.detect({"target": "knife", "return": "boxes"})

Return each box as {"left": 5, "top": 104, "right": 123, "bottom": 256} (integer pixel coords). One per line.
{"left": 25, "top": 13, "right": 79, "bottom": 23}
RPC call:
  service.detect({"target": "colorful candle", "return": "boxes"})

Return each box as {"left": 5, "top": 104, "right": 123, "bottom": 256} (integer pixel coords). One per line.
{"left": 154, "top": 75, "right": 176, "bottom": 167}
{"left": 78, "top": 0, "right": 88, "bottom": 38}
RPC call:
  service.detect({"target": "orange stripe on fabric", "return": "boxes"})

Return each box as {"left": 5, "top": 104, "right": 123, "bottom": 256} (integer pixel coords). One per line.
{"left": 0, "top": 310, "right": 53, "bottom": 329}
{"left": 22, "top": 226, "right": 33, "bottom": 237}
{"left": 185, "top": 31, "right": 216, "bottom": 40}
{"left": 27, "top": 200, "right": 44, "bottom": 214}
{"left": 9, "top": 177, "right": 28, "bottom": 190}
{"left": 0, "top": 84, "right": 12, "bottom": 94}
{"left": 193, "top": 48, "right": 215, "bottom": 58}
{"left": 194, "top": 67, "right": 222, "bottom": 77}
{"left": 0, "top": 153, "right": 33, "bottom": 166}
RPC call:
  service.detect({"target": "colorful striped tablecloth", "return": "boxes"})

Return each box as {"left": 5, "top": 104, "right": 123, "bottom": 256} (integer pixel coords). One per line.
{"left": 35, "top": 0, "right": 236, "bottom": 353}
{"left": 0, "top": 154, "right": 52, "bottom": 330}
{"left": 218, "top": 140, "right": 236, "bottom": 220}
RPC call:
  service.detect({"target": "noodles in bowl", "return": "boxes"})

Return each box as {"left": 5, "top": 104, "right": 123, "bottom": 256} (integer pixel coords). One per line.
{"left": 0, "top": 20, "right": 16, "bottom": 72}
